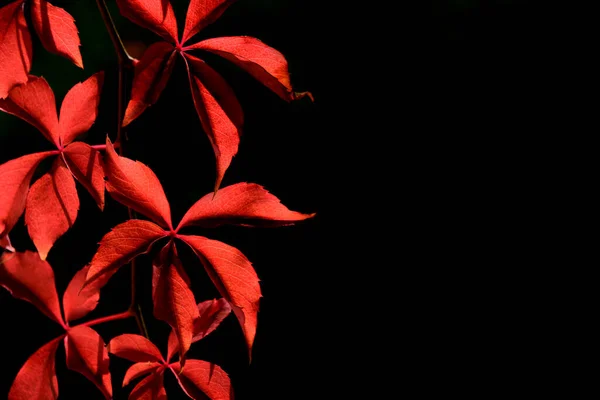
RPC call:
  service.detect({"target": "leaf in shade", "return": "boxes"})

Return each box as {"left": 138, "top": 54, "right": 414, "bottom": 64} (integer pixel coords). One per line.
{"left": 25, "top": 158, "right": 79, "bottom": 260}
{"left": 172, "top": 360, "right": 233, "bottom": 400}
{"left": 122, "top": 362, "right": 162, "bottom": 387}
{"left": 0, "top": 76, "right": 60, "bottom": 146}
{"left": 123, "top": 42, "right": 176, "bottom": 127}
{"left": 179, "top": 235, "right": 260, "bottom": 360}
{"left": 129, "top": 370, "right": 166, "bottom": 400}
{"left": 85, "top": 219, "right": 167, "bottom": 287}
{"left": 152, "top": 244, "right": 199, "bottom": 362}
{"left": 178, "top": 182, "right": 315, "bottom": 229}
{"left": 0, "top": 251, "right": 64, "bottom": 326}
{"left": 181, "top": 0, "right": 237, "bottom": 44}
{"left": 59, "top": 72, "right": 104, "bottom": 145}
{"left": 103, "top": 138, "right": 173, "bottom": 229}
{"left": 108, "top": 334, "right": 164, "bottom": 363}
{"left": 0, "top": 1, "right": 32, "bottom": 99}
{"left": 8, "top": 338, "right": 60, "bottom": 400}
{"left": 184, "top": 55, "right": 243, "bottom": 192}
{"left": 62, "top": 265, "right": 108, "bottom": 323}
{"left": 189, "top": 36, "right": 296, "bottom": 101}
{"left": 0, "top": 152, "right": 53, "bottom": 238}
{"left": 115, "top": 0, "right": 178, "bottom": 43}
{"left": 30, "top": 0, "right": 83, "bottom": 68}
{"left": 64, "top": 326, "right": 112, "bottom": 399}
{"left": 0, "top": 234, "right": 15, "bottom": 252}
{"left": 63, "top": 142, "right": 105, "bottom": 210}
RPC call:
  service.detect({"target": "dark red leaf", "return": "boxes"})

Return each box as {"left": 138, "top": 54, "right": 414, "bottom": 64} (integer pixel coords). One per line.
{"left": 123, "top": 42, "right": 176, "bottom": 127}
{"left": 85, "top": 219, "right": 167, "bottom": 287}
{"left": 30, "top": 0, "right": 83, "bottom": 68}
{"left": 172, "top": 360, "right": 233, "bottom": 400}
{"left": 0, "top": 152, "right": 53, "bottom": 238}
{"left": 177, "top": 182, "right": 314, "bottom": 230}
{"left": 62, "top": 265, "right": 107, "bottom": 323}
{"left": 0, "top": 251, "right": 64, "bottom": 326}
{"left": 115, "top": 0, "right": 178, "bottom": 43}
{"left": 179, "top": 235, "right": 260, "bottom": 359}
{"left": 108, "top": 334, "right": 164, "bottom": 363}
{"left": 123, "top": 362, "right": 162, "bottom": 387}
{"left": 0, "top": 1, "right": 32, "bottom": 99}
{"left": 25, "top": 157, "right": 79, "bottom": 260}
{"left": 0, "top": 234, "right": 15, "bottom": 252}
{"left": 8, "top": 337, "right": 61, "bottom": 400}
{"left": 63, "top": 142, "right": 105, "bottom": 210}
{"left": 188, "top": 36, "right": 295, "bottom": 101}
{"left": 152, "top": 244, "right": 199, "bottom": 361}
{"left": 64, "top": 326, "right": 112, "bottom": 399}
{"left": 0, "top": 76, "right": 60, "bottom": 146}
{"left": 181, "top": 0, "right": 236, "bottom": 45}
{"left": 167, "top": 298, "right": 231, "bottom": 361}
{"left": 59, "top": 72, "right": 104, "bottom": 145}
{"left": 104, "top": 137, "right": 173, "bottom": 229}
{"left": 183, "top": 54, "right": 243, "bottom": 191}
{"left": 129, "top": 370, "right": 166, "bottom": 400}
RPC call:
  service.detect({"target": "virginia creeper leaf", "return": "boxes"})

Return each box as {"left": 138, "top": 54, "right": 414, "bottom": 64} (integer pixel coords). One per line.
{"left": 122, "top": 362, "right": 162, "bottom": 387}
{"left": 172, "top": 360, "right": 233, "bottom": 400}
{"left": 179, "top": 235, "right": 260, "bottom": 359}
{"left": 129, "top": 370, "right": 166, "bottom": 400}
{"left": 85, "top": 219, "right": 167, "bottom": 287}
{"left": 63, "top": 142, "right": 105, "bottom": 210}
{"left": 59, "top": 72, "right": 104, "bottom": 145}
{"left": 0, "top": 251, "right": 64, "bottom": 326}
{"left": 25, "top": 157, "right": 79, "bottom": 260}
{"left": 0, "top": 152, "right": 52, "bottom": 238}
{"left": 152, "top": 244, "right": 199, "bottom": 361}
{"left": 181, "top": 0, "right": 237, "bottom": 45}
{"left": 184, "top": 54, "right": 243, "bottom": 191}
{"left": 64, "top": 326, "right": 112, "bottom": 399}
{"left": 115, "top": 0, "right": 178, "bottom": 43}
{"left": 30, "top": 0, "right": 83, "bottom": 68}
{"left": 0, "top": 76, "right": 60, "bottom": 146}
{"left": 123, "top": 42, "right": 176, "bottom": 127}
{"left": 8, "top": 337, "right": 61, "bottom": 400}
{"left": 108, "top": 334, "right": 164, "bottom": 363}
{"left": 189, "top": 36, "right": 295, "bottom": 101}
{"left": 178, "top": 182, "right": 314, "bottom": 229}
{"left": 62, "top": 265, "right": 107, "bottom": 323}
{"left": 0, "top": 234, "right": 15, "bottom": 252}
{"left": 0, "top": 1, "right": 32, "bottom": 99}
{"left": 104, "top": 138, "right": 173, "bottom": 229}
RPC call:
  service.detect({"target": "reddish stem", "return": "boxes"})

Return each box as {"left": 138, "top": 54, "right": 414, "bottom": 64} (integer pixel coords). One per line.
{"left": 78, "top": 310, "right": 134, "bottom": 328}
{"left": 90, "top": 143, "right": 120, "bottom": 151}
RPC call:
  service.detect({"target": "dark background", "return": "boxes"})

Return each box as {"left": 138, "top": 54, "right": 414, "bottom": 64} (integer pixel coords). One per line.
{"left": 0, "top": 0, "right": 336, "bottom": 398}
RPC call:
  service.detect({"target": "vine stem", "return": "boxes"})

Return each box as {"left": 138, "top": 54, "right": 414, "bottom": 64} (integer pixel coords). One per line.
{"left": 95, "top": 0, "right": 149, "bottom": 339}
{"left": 80, "top": 310, "right": 133, "bottom": 328}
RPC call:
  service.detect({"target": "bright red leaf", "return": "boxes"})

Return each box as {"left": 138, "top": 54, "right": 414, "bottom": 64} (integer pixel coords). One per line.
{"left": 129, "top": 370, "right": 167, "bottom": 400}
{"left": 25, "top": 158, "right": 79, "bottom": 260}
{"left": 122, "top": 362, "right": 162, "bottom": 387}
{"left": 0, "top": 1, "right": 32, "bottom": 99}
{"left": 115, "top": 0, "right": 178, "bottom": 42}
{"left": 62, "top": 265, "right": 103, "bottom": 323}
{"left": 108, "top": 334, "right": 165, "bottom": 363}
{"left": 63, "top": 142, "right": 105, "bottom": 210}
{"left": 65, "top": 326, "right": 112, "bottom": 399}
{"left": 172, "top": 360, "right": 233, "bottom": 400}
{"left": 7, "top": 337, "right": 61, "bottom": 400}
{"left": 181, "top": 0, "right": 236, "bottom": 44}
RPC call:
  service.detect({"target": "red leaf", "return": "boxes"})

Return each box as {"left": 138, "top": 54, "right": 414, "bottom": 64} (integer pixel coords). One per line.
{"left": 184, "top": 54, "right": 243, "bottom": 191}
{"left": 0, "top": 251, "right": 64, "bottom": 326}
{"left": 181, "top": 0, "right": 237, "bottom": 45}
{"left": 178, "top": 182, "right": 314, "bottom": 230}
{"left": 0, "top": 152, "right": 52, "bottom": 238}
{"left": 30, "top": 0, "right": 83, "bottom": 68}
{"left": 104, "top": 138, "right": 173, "bottom": 229}
{"left": 123, "top": 362, "right": 162, "bottom": 387}
{"left": 85, "top": 219, "right": 167, "bottom": 287}
{"left": 8, "top": 337, "right": 61, "bottom": 400}
{"left": 25, "top": 157, "right": 79, "bottom": 260}
{"left": 62, "top": 265, "right": 106, "bottom": 323}
{"left": 152, "top": 244, "right": 199, "bottom": 361}
{"left": 129, "top": 370, "right": 167, "bottom": 400}
{"left": 64, "top": 326, "right": 112, "bottom": 399}
{"left": 59, "top": 72, "right": 104, "bottom": 145}
{"left": 63, "top": 142, "right": 105, "bottom": 210}
{"left": 123, "top": 42, "right": 176, "bottom": 126}
{"left": 0, "top": 76, "right": 60, "bottom": 146}
{"left": 115, "top": 0, "right": 178, "bottom": 43}
{"left": 167, "top": 298, "right": 231, "bottom": 361}
{"left": 108, "top": 334, "right": 164, "bottom": 363}
{"left": 0, "top": 1, "right": 32, "bottom": 99}
{"left": 0, "top": 234, "right": 15, "bottom": 252}
{"left": 172, "top": 360, "right": 233, "bottom": 400}
{"left": 179, "top": 235, "right": 260, "bottom": 359}
{"left": 188, "top": 36, "right": 294, "bottom": 101}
